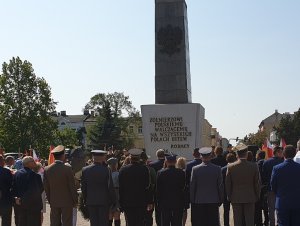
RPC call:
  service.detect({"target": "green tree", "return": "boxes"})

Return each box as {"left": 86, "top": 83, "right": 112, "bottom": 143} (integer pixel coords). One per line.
{"left": 0, "top": 57, "right": 57, "bottom": 155}
{"left": 276, "top": 108, "right": 300, "bottom": 146}
{"left": 244, "top": 130, "right": 268, "bottom": 147}
{"left": 85, "top": 92, "right": 138, "bottom": 150}
{"left": 54, "top": 128, "right": 79, "bottom": 147}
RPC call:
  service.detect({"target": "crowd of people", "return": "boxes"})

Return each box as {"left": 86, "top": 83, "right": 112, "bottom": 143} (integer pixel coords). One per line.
{"left": 1, "top": 140, "right": 300, "bottom": 226}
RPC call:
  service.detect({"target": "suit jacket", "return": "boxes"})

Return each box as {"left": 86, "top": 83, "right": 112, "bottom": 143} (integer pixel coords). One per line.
{"left": 226, "top": 159, "right": 260, "bottom": 203}
{"left": 0, "top": 166, "right": 13, "bottom": 208}
{"left": 119, "top": 162, "right": 152, "bottom": 208}
{"left": 262, "top": 157, "right": 283, "bottom": 191}
{"left": 12, "top": 167, "right": 43, "bottom": 211}
{"left": 156, "top": 166, "right": 185, "bottom": 209}
{"left": 190, "top": 162, "right": 223, "bottom": 204}
{"left": 185, "top": 159, "right": 202, "bottom": 185}
{"left": 271, "top": 159, "right": 300, "bottom": 210}
{"left": 81, "top": 163, "right": 116, "bottom": 206}
{"left": 149, "top": 159, "right": 165, "bottom": 173}
{"left": 211, "top": 155, "right": 227, "bottom": 168}
{"left": 44, "top": 161, "right": 78, "bottom": 208}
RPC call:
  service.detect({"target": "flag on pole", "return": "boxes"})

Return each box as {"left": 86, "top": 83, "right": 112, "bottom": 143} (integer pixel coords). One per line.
{"left": 280, "top": 138, "right": 287, "bottom": 149}
{"left": 48, "top": 145, "right": 55, "bottom": 165}
{"left": 32, "top": 149, "right": 39, "bottom": 162}
{"left": 262, "top": 139, "right": 273, "bottom": 159}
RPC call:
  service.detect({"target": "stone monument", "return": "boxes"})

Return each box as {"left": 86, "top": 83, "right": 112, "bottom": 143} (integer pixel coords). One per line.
{"left": 142, "top": 0, "right": 205, "bottom": 160}
{"left": 155, "top": 0, "right": 192, "bottom": 104}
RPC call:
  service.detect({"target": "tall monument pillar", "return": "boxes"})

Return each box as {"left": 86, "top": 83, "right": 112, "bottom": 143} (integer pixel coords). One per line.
{"left": 155, "top": 0, "right": 192, "bottom": 104}
{"left": 141, "top": 0, "right": 205, "bottom": 160}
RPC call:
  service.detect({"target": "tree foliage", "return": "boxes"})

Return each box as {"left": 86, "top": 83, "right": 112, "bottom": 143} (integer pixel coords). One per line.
{"left": 244, "top": 130, "right": 268, "bottom": 147}
{"left": 54, "top": 128, "right": 79, "bottom": 147}
{"left": 0, "top": 57, "right": 57, "bottom": 154}
{"left": 85, "top": 92, "right": 138, "bottom": 150}
{"left": 275, "top": 108, "right": 300, "bottom": 146}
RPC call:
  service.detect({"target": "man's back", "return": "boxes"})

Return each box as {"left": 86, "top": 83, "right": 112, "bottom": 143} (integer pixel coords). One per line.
{"left": 263, "top": 157, "right": 283, "bottom": 190}
{"left": 190, "top": 162, "right": 223, "bottom": 204}
{"left": 44, "top": 162, "right": 77, "bottom": 207}
{"left": 81, "top": 163, "right": 115, "bottom": 206}
{"left": 271, "top": 159, "right": 300, "bottom": 210}
{"left": 156, "top": 167, "right": 185, "bottom": 209}
{"left": 0, "top": 166, "right": 13, "bottom": 208}
{"left": 149, "top": 159, "right": 164, "bottom": 173}
{"left": 226, "top": 159, "right": 260, "bottom": 203}
{"left": 119, "top": 162, "right": 150, "bottom": 208}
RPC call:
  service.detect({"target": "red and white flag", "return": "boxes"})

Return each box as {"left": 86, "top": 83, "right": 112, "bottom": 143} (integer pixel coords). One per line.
{"left": 262, "top": 138, "right": 273, "bottom": 159}
{"left": 280, "top": 138, "right": 287, "bottom": 149}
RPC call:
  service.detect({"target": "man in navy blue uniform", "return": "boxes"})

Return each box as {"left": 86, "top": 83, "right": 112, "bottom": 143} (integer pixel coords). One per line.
{"left": 271, "top": 145, "right": 300, "bottom": 226}
{"left": 119, "top": 149, "right": 153, "bottom": 226}
{"left": 262, "top": 146, "right": 283, "bottom": 226}
{"left": 12, "top": 156, "right": 44, "bottom": 226}
{"left": 156, "top": 154, "right": 185, "bottom": 226}
{"left": 81, "top": 150, "right": 116, "bottom": 226}
{"left": 0, "top": 155, "right": 13, "bottom": 226}
{"left": 185, "top": 148, "right": 201, "bottom": 185}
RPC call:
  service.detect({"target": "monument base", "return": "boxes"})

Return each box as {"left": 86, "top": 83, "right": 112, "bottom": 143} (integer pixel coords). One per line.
{"left": 141, "top": 103, "right": 205, "bottom": 161}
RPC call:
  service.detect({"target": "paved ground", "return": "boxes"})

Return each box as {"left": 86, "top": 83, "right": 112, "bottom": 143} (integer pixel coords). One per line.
{"left": 12, "top": 204, "right": 234, "bottom": 226}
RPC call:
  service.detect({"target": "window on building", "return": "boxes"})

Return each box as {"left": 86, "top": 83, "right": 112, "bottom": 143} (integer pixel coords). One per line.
{"left": 138, "top": 126, "right": 143, "bottom": 134}
{"left": 129, "top": 126, "right": 134, "bottom": 133}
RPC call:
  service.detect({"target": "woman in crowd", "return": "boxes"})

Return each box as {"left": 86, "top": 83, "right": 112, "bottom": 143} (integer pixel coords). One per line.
{"left": 107, "top": 158, "right": 121, "bottom": 226}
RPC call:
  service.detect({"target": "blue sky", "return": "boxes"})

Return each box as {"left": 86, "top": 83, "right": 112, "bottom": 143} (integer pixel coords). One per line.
{"left": 1, "top": 0, "right": 299, "bottom": 140}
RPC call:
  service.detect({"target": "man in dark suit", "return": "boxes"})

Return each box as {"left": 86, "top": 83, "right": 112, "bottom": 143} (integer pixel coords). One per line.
{"left": 211, "top": 146, "right": 227, "bottom": 168}
{"left": 119, "top": 149, "right": 153, "bottom": 226}
{"left": 255, "top": 151, "right": 269, "bottom": 226}
{"left": 156, "top": 154, "right": 185, "bottom": 226}
{"left": 149, "top": 149, "right": 165, "bottom": 226}
{"left": 44, "top": 145, "right": 78, "bottom": 226}
{"left": 221, "top": 153, "right": 237, "bottom": 226}
{"left": 226, "top": 143, "right": 261, "bottom": 226}
{"left": 81, "top": 150, "right": 116, "bottom": 226}
{"left": 190, "top": 147, "right": 224, "bottom": 226}
{"left": 185, "top": 148, "right": 201, "bottom": 186}
{"left": 271, "top": 145, "right": 300, "bottom": 226}
{"left": 0, "top": 155, "right": 13, "bottom": 226}
{"left": 12, "top": 156, "right": 44, "bottom": 226}
{"left": 262, "top": 146, "right": 283, "bottom": 226}
{"left": 149, "top": 149, "right": 165, "bottom": 173}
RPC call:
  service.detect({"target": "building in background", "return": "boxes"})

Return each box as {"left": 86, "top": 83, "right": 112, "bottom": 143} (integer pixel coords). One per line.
{"left": 259, "top": 110, "right": 294, "bottom": 141}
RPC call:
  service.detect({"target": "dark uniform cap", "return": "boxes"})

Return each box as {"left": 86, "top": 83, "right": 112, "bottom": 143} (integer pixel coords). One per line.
{"left": 107, "top": 157, "right": 118, "bottom": 165}
{"left": 91, "top": 150, "right": 107, "bottom": 156}
{"left": 165, "top": 154, "right": 177, "bottom": 161}
{"left": 51, "top": 145, "right": 65, "bottom": 155}
{"left": 199, "top": 147, "right": 212, "bottom": 156}
{"left": 128, "top": 148, "right": 143, "bottom": 156}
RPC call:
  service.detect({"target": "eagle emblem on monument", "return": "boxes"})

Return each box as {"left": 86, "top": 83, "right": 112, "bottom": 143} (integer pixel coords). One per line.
{"left": 157, "top": 24, "right": 183, "bottom": 57}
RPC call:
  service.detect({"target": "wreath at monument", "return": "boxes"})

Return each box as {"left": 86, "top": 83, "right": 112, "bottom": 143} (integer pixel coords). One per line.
{"left": 157, "top": 24, "right": 183, "bottom": 56}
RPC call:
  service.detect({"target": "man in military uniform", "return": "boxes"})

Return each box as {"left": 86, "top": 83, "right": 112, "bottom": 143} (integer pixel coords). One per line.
{"left": 119, "top": 149, "right": 153, "bottom": 226}
{"left": 81, "top": 150, "right": 116, "bottom": 226}
{"left": 190, "top": 147, "right": 224, "bottom": 226}
{"left": 226, "top": 143, "right": 261, "bottom": 226}
{"left": 44, "top": 145, "right": 78, "bottom": 226}
{"left": 156, "top": 154, "right": 185, "bottom": 226}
